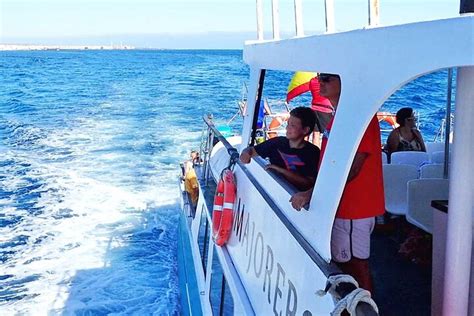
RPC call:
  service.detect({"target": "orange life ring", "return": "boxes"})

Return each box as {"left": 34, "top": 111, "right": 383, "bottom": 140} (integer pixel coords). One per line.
{"left": 377, "top": 111, "right": 398, "bottom": 129}
{"left": 212, "top": 169, "right": 236, "bottom": 246}
{"left": 267, "top": 113, "right": 290, "bottom": 138}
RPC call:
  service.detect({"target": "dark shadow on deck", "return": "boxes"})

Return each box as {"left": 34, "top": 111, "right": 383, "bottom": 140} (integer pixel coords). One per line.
{"left": 371, "top": 226, "right": 432, "bottom": 316}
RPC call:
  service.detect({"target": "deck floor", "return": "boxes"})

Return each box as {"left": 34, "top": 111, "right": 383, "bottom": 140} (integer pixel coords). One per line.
{"left": 371, "top": 224, "right": 431, "bottom": 316}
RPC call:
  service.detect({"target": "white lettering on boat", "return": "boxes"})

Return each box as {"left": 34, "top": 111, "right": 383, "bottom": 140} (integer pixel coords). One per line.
{"left": 232, "top": 198, "right": 301, "bottom": 316}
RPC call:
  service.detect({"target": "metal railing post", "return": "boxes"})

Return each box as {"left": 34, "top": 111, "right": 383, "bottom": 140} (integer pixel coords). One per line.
{"left": 324, "top": 0, "right": 335, "bottom": 33}
{"left": 205, "top": 132, "right": 214, "bottom": 186}
{"left": 368, "top": 0, "right": 380, "bottom": 27}
{"left": 294, "top": 0, "right": 304, "bottom": 37}
{"left": 202, "top": 114, "right": 213, "bottom": 185}
{"left": 256, "top": 0, "right": 264, "bottom": 40}
{"left": 443, "top": 69, "right": 453, "bottom": 179}
{"left": 272, "top": 0, "right": 281, "bottom": 40}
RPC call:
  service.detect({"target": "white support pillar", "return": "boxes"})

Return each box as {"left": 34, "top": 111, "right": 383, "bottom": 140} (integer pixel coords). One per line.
{"left": 324, "top": 0, "right": 335, "bottom": 33}
{"left": 272, "top": 0, "right": 280, "bottom": 40}
{"left": 368, "top": 0, "right": 380, "bottom": 27}
{"left": 294, "top": 0, "right": 304, "bottom": 37}
{"left": 256, "top": 0, "right": 264, "bottom": 40}
{"left": 442, "top": 66, "right": 474, "bottom": 316}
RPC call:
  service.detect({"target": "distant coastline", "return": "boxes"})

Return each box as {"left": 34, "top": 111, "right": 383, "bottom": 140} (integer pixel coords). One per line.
{"left": 0, "top": 44, "right": 135, "bottom": 51}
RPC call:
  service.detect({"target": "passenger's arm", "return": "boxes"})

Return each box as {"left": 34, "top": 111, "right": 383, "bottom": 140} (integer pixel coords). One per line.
{"left": 239, "top": 147, "right": 258, "bottom": 163}
{"left": 265, "top": 164, "right": 314, "bottom": 191}
{"left": 413, "top": 129, "right": 426, "bottom": 152}
{"left": 289, "top": 152, "right": 368, "bottom": 211}
{"left": 240, "top": 147, "right": 258, "bottom": 163}
{"left": 347, "top": 152, "right": 369, "bottom": 182}
{"left": 386, "top": 129, "right": 399, "bottom": 155}
{"left": 290, "top": 188, "right": 313, "bottom": 211}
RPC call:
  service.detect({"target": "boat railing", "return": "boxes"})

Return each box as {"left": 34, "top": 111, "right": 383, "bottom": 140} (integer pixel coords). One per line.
{"left": 434, "top": 114, "right": 455, "bottom": 143}
{"left": 255, "top": 0, "right": 380, "bottom": 41}
{"left": 200, "top": 114, "right": 379, "bottom": 315}
{"left": 201, "top": 115, "right": 240, "bottom": 181}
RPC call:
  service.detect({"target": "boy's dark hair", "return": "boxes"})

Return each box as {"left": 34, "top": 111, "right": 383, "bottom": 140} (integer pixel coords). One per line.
{"left": 289, "top": 106, "right": 316, "bottom": 136}
{"left": 396, "top": 107, "right": 414, "bottom": 126}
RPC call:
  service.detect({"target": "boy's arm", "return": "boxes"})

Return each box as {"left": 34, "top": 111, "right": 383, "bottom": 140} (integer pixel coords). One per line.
{"left": 240, "top": 137, "right": 277, "bottom": 163}
{"left": 290, "top": 188, "right": 313, "bottom": 211}
{"left": 240, "top": 147, "right": 258, "bottom": 164}
{"left": 266, "top": 164, "right": 315, "bottom": 191}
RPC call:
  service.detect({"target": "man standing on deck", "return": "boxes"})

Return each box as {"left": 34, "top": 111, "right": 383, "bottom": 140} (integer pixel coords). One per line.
{"left": 290, "top": 73, "right": 385, "bottom": 293}
{"left": 308, "top": 76, "right": 334, "bottom": 147}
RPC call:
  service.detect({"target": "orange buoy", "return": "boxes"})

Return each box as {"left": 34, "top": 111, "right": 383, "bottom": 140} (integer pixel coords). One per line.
{"left": 267, "top": 113, "right": 290, "bottom": 138}
{"left": 212, "top": 169, "right": 236, "bottom": 246}
{"left": 377, "top": 111, "right": 398, "bottom": 129}
{"left": 212, "top": 177, "right": 225, "bottom": 238}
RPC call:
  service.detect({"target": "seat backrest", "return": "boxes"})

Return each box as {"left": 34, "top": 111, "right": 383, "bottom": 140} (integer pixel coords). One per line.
{"left": 431, "top": 150, "right": 451, "bottom": 164}
{"left": 381, "top": 151, "right": 388, "bottom": 164}
{"left": 419, "top": 164, "right": 445, "bottom": 179}
{"left": 382, "top": 164, "right": 419, "bottom": 215}
{"left": 391, "top": 151, "right": 429, "bottom": 168}
{"left": 406, "top": 179, "right": 449, "bottom": 234}
{"left": 425, "top": 142, "right": 445, "bottom": 157}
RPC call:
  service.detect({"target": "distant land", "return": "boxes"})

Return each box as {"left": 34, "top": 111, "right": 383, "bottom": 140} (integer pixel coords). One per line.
{"left": 0, "top": 31, "right": 320, "bottom": 50}
{"left": 0, "top": 44, "right": 134, "bottom": 51}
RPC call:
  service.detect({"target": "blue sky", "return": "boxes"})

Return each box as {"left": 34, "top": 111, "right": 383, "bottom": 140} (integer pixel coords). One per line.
{"left": 1, "top": 0, "right": 461, "bottom": 48}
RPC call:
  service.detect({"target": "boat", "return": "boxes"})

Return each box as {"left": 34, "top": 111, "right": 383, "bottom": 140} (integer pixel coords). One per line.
{"left": 178, "top": 1, "right": 474, "bottom": 314}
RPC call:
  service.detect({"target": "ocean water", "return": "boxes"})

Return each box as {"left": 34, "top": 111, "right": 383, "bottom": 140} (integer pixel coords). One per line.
{"left": 0, "top": 50, "right": 453, "bottom": 314}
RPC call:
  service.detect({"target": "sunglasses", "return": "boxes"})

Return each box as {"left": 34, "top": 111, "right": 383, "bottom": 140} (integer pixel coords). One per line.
{"left": 406, "top": 117, "right": 417, "bottom": 121}
{"left": 318, "top": 73, "right": 340, "bottom": 83}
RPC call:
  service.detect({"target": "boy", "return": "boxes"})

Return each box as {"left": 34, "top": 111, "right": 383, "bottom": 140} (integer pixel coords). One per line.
{"left": 240, "top": 106, "right": 320, "bottom": 191}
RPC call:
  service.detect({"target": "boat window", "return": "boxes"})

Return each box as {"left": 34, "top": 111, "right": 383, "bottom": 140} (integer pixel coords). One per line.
{"left": 250, "top": 70, "right": 321, "bottom": 146}
{"left": 246, "top": 70, "right": 323, "bottom": 194}
{"left": 367, "top": 69, "right": 453, "bottom": 314}
{"left": 197, "top": 204, "right": 210, "bottom": 277}
{"left": 209, "top": 248, "right": 234, "bottom": 315}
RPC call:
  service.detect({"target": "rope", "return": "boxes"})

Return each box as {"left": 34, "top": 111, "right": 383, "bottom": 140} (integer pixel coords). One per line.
{"left": 316, "top": 274, "right": 379, "bottom": 315}
{"left": 226, "top": 147, "right": 239, "bottom": 170}
{"left": 331, "top": 288, "right": 379, "bottom": 316}
{"left": 316, "top": 275, "right": 359, "bottom": 300}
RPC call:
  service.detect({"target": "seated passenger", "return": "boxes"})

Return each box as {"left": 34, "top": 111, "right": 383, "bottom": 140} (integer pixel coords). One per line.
{"left": 184, "top": 151, "right": 200, "bottom": 207}
{"left": 239, "top": 106, "right": 320, "bottom": 191}
{"left": 190, "top": 150, "right": 202, "bottom": 166}
{"left": 386, "top": 107, "right": 426, "bottom": 156}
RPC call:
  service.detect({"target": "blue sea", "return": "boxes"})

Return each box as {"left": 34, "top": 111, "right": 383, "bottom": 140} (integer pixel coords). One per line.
{"left": 0, "top": 49, "right": 454, "bottom": 314}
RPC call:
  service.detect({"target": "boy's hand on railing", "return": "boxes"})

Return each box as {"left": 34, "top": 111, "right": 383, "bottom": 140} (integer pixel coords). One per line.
{"left": 239, "top": 148, "right": 252, "bottom": 164}
{"left": 240, "top": 147, "right": 257, "bottom": 164}
{"left": 290, "top": 189, "right": 313, "bottom": 211}
{"left": 265, "top": 164, "right": 284, "bottom": 173}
